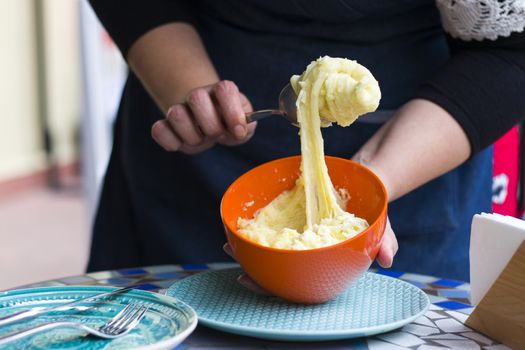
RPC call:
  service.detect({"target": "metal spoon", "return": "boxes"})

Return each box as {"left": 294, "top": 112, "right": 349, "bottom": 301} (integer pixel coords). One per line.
{"left": 245, "top": 83, "right": 298, "bottom": 126}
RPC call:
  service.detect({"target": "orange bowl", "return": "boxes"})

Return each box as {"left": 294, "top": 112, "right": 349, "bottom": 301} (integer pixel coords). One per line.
{"left": 221, "top": 156, "right": 388, "bottom": 304}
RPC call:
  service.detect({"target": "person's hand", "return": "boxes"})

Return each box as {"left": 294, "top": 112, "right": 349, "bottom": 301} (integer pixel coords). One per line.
{"left": 350, "top": 154, "right": 398, "bottom": 267}
{"left": 223, "top": 243, "right": 270, "bottom": 295}
{"left": 376, "top": 217, "right": 398, "bottom": 268}
{"left": 151, "top": 80, "right": 256, "bottom": 154}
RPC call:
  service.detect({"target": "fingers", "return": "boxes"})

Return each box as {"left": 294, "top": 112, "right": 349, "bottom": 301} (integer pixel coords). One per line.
{"left": 376, "top": 219, "right": 398, "bottom": 268}
{"left": 223, "top": 243, "right": 271, "bottom": 296}
{"left": 151, "top": 120, "right": 182, "bottom": 151}
{"left": 239, "top": 92, "right": 253, "bottom": 114}
{"left": 217, "top": 121, "right": 257, "bottom": 146}
{"left": 213, "top": 80, "right": 248, "bottom": 141}
{"left": 223, "top": 243, "right": 234, "bottom": 258}
{"left": 217, "top": 91, "right": 257, "bottom": 145}
{"left": 152, "top": 80, "right": 255, "bottom": 155}
{"left": 166, "top": 105, "right": 204, "bottom": 146}
{"left": 186, "top": 88, "right": 224, "bottom": 138}
{"left": 238, "top": 92, "right": 256, "bottom": 139}
{"left": 179, "top": 138, "right": 217, "bottom": 154}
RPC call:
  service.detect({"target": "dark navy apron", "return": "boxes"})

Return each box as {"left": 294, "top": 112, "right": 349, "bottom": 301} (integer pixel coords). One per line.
{"left": 87, "top": 0, "right": 492, "bottom": 281}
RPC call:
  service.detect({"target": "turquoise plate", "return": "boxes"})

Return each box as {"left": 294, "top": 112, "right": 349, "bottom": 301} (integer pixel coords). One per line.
{"left": 0, "top": 286, "right": 197, "bottom": 349}
{"left": 168, "top": 268, "right": 429, "bottom": 341}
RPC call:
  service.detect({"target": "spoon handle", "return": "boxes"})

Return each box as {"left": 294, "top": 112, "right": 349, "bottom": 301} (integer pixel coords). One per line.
{"left": 245, "top": 109, "right": 284, "bottom": 123}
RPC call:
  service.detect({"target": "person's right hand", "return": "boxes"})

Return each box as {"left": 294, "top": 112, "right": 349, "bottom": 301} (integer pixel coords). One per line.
{"left": 151, "top": 80, "right": 256, "bottom": 154}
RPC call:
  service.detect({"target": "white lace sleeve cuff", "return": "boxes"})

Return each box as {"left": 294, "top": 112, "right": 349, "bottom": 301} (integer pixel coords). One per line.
{"left": 436, "top": 0, "right": 525, "bottom": 41}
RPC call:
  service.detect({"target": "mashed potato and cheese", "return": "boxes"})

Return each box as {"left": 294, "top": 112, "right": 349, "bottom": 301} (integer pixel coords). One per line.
{"left": 238, "top": 56, "right": 381, "bottom": 250}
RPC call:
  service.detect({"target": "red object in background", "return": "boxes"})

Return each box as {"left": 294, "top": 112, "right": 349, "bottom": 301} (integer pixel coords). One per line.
{"left": 492, "top": 125, "right": 520, "bottom": 217}
{"left": 102, "top": 31, "right": 116, "bottom": 48}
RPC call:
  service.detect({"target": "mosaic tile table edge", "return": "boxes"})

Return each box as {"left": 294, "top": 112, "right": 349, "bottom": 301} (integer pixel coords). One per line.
{"left": 17, "top": 263, "right": 506, "bottom": 350}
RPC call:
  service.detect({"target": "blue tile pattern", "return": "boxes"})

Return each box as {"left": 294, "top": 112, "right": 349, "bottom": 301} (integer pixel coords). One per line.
{"left": 375, "top": 269, "right": 404, "bottom": 278}
{"left": 406, "top": 281, "right": 427, "bottom": 289}
{"left": 20, "top": 264, "right": 500, "bottom": 349}
{"left": 437, "top": 289, "right": 471, "bottom": 299}
{"left": 342, "top": 338, "right": 368, "bottom": 349}
{"left": 100, "top": 277, "right": 135, "bottom": 286}
{"left": 133, "top": 282, "right": 161, "bottom": 291}
{"left": 117, "top": 267, "right": 148, "bottom": 276}
{"left": 433, "top": 300, "right": 472, "bottom": 310}
{"left": 181, "top": 264, "right": 210, "bottom": 271}
{"left": 431, "top": 278, "right": 465, "bottom": 288}
{"left": 152, "top": 271, "right": 184, "bottom": 279}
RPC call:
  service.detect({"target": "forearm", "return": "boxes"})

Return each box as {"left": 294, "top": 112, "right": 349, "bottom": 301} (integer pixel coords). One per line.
{"left": 353, "top": 99, "right": 471, "bottom": 202}
{"left": 127, "top": 23, "right": 219, "bottom": 112}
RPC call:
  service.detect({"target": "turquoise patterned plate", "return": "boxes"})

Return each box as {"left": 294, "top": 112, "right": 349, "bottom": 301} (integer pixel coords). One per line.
{"left": 168, "top": 268, "right": 429, "bottom": 341}
{"left": 0, "top": 286, "right": 197, "bottom": 349}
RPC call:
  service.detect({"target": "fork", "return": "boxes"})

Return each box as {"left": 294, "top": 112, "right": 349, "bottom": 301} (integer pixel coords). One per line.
{"left": 0, "top": 285, "right": 140, "bottom": 327}
{"left": 0, "top": 303, "right": 148, "bottom": 346}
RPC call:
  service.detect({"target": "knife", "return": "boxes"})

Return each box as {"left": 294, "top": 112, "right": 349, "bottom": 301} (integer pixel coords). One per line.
{"left": 0, "top": 285, "right": 134, "bottom": 328}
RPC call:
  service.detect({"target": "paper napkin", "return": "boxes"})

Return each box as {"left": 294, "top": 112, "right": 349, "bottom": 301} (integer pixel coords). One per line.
{"left": 470, "top": 213, "right": 525, "bottom": 305}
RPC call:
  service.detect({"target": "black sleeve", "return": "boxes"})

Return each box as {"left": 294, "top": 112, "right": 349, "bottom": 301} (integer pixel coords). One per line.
{"left": 88, "top": 0, "right": 197, "bottom": 58}
{"left": 414, "top": 30, "right": 525, "bottom": 155}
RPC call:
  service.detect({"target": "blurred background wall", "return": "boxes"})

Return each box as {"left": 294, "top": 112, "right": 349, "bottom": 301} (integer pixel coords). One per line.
{"left": 1, "top": 0, "right": 44, "bottom": 182}
{"left": 0, "top": 0, "right": 83, "bottom": 182}
{"left": 0, "top": 0, "right": 125, "bottom": 289}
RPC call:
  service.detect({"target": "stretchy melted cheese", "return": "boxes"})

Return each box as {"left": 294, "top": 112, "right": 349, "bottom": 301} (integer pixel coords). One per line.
{"left": 238, "top": 56, "right": 381, "bottom": 250}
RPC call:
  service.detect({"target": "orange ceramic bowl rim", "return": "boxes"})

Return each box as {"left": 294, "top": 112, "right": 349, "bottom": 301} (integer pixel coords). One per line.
{"left": 220, "top": 155, "right": 388, "bottom": 254}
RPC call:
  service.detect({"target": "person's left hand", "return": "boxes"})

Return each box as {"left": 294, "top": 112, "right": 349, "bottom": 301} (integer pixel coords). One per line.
{"left": 376, "top": 217, "right": 398, "bottom": 268}
{"left": 223, "top": 243, "right": 270, "bottom": 295}
{"left": 223, "top": 220, "right": 398, "bottom": 294}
